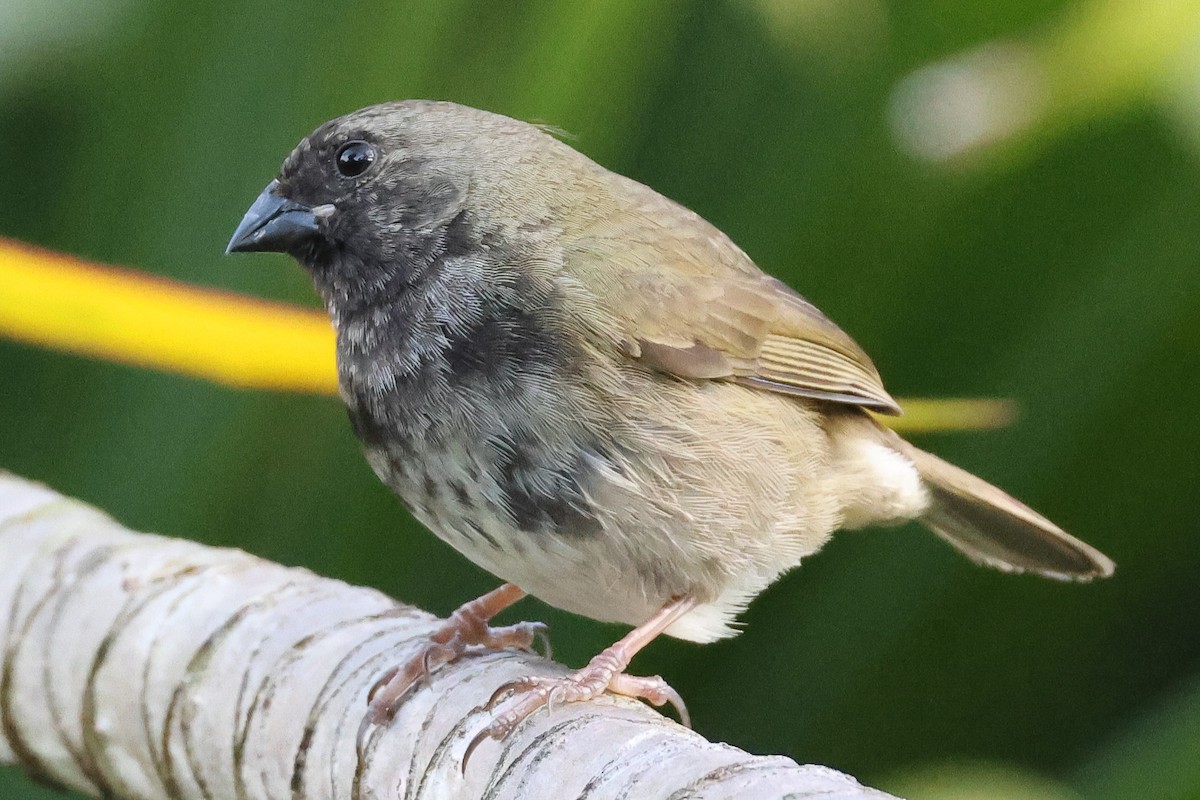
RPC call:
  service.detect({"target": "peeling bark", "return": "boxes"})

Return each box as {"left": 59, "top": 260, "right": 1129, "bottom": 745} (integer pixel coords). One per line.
{"left": 0, "top": 472, "right": 897, "bottom": 799}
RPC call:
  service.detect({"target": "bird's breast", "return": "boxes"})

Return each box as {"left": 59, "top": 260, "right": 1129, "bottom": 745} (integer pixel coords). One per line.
{"left": 343, "top": 367, "right": 610, "bottom": 543}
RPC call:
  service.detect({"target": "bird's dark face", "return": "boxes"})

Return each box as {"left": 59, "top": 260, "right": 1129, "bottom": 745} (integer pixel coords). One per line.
{"left": 227, "top": 103, "right": 470, "bottom": 313}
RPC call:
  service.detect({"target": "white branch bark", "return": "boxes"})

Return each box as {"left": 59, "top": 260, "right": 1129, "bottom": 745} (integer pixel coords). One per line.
{"left": 0, "top": 471, "right": 897, "bottom": 799}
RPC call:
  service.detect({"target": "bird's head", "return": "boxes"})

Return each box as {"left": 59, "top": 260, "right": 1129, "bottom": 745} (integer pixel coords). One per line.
{"left": 226, "top": 100, "right": 566, "bottom": 313}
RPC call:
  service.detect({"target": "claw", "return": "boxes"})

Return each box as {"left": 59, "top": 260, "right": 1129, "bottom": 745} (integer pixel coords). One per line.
{"left": 421, "top": 645, "right": 438, "bottom": 678}
{"left": 421, "top": 640, "right": 453, "bottom": 683}
{"left": 366, "top": 665, "right": 399, "bottom": 704}
{"left": 665, "top": 686, "right": 690, "bottom": 728}
{"left": 462, "top": 701, "right": 534, "bottom": 774}
{"left": 356, "top": 706, "right": 377, "bottom": 755}
{"left": 609, "top": 672, "right": 691, "bottom": 727}
{"left": 462, "top": 726, "right": 491, "bottom": 774}
{"left": 484, "top": 676, "right": 534, "bottom": 711}
{"left": 653, "top": 681, "right": 690, "bottom": 728}
{"left": 532, "top": 624, "right": 552, "bottom": 660}
{"left": 546, "top": 684, "right": 564, "bottom": 717}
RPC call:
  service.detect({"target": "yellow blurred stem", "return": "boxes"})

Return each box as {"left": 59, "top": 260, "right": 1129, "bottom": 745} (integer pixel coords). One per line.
{"left": 0, "top": 237, "right": 337, "bottom": 394}
{"left": 873, "top": 398, "right": 1015, "bottom": 434}
{"left": 0, "top": 237, "right": 1010, "bottom": 432}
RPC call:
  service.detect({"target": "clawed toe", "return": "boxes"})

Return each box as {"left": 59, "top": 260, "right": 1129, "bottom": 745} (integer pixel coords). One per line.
{"left": 610, "top": 672, "right": 690, "bottom": 727}
{"left": 487, "top": 620, "right": 551, "bottom": 659}
{"left": 366, "top": 622, "right": 551, "bottom": 725}
{"left": 463, "top": 666, "right": 689, "bottom": 771}
{"left": 364, "top": 640, "right": 453, "bottom": 724}
{"left": 464, "top": 684, "right": 557, "bottom": 771}
{"left": 366, "top": 664, "right": 399, "bottom": 704}
{"left": 522, "top": 622, "right": 552, "bottom": 659}
{"left": 483, "top": 675, "right": 541, "bottom": 711}
{"left": 360, "top": 584, "right": 545, "bottom": 732}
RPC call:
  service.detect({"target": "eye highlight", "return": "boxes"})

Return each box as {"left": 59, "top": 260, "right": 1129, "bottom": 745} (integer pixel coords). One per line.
{"left": 335, "top": 140, "right": 376, "bottom": 178}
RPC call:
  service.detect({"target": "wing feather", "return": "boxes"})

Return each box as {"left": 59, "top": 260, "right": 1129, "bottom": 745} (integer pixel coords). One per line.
{"left": 562, "top": 183, "right": 902, "bottom": 415}
{"left": 616, "top": 272, "right": 902, "bottom": 414}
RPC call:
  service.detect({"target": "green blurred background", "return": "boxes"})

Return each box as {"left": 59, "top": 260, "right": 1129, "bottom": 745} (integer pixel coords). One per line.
{"left": 2, "top": 1, "right": 1198, "bottom": 797}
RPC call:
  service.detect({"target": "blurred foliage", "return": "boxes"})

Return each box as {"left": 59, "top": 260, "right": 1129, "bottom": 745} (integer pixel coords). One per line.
{"left": 1, "top": 1, "right": 1198, "bottom": 798}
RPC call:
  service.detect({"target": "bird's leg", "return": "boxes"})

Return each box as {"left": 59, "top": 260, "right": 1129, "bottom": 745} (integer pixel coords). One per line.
{"left": 366, "top": 583, "right": 546, "bottom": 724}
{"left": 464, "top": 596, "right": 696, "bottom": 767}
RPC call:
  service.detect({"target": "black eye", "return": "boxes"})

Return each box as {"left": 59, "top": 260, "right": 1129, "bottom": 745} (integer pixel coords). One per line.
{"left": 335, "top": 140, "right": 376, "bottom": 178}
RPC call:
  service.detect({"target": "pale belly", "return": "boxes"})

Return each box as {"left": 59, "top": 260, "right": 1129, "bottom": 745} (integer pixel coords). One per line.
{"left": 362, "top": 441, "right": 679, "bottom": 633}
{"left": 355, "top": 378, "right": 863, "bottom": 644}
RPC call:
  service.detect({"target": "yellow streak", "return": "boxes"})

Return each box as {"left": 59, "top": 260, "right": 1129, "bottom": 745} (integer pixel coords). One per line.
{"left": 0, "top": 237, "right": 1010, "bottom": 431}
{"left": 877, "top": 398, "right": 1016, "bottom": 434}
{"left": 0, "top": 238, "right": 337, "bottom": 393}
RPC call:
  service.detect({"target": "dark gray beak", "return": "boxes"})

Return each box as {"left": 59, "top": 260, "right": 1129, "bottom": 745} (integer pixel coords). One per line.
{"left": 226, "top": 180, "right": 320, "bottom": 254}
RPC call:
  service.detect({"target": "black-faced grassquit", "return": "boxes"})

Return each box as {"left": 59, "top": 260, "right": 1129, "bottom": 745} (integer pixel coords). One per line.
{"left": 227, "top": 101, "right": 1114, "bottom": 755}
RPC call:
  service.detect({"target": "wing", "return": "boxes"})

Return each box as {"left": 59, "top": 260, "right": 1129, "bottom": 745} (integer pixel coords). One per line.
{"left": 613, "top": 269, "right": 900, "bottom": 414}
{"left": 565, "top": 200, "right": 901, "bottom": 414}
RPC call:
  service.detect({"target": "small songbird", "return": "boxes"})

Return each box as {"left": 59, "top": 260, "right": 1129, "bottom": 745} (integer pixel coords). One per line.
{"left": 227, "top": 100, "right": 1114, "bottom": 752}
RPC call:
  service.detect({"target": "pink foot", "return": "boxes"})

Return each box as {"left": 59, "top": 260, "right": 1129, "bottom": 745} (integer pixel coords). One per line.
{"left": 463, "top": 647, "right": 688, "bottom": 768}
{"left": 364, "top": 584, "right": 545, "bottom": 724}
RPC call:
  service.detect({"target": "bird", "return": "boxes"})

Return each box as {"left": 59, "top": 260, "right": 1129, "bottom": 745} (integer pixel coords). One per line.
{"left": 226, "top": 100, "right": 1115, "bottom": 757}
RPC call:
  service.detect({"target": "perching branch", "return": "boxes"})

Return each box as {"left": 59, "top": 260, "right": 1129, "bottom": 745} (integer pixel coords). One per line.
{"left": 0, "top": 471, "right": 897, "bottom": 799}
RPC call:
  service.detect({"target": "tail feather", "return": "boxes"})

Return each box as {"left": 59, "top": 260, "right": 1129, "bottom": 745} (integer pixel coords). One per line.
{"left": 901, "top": 443, "right": 1115, "bottom": 581}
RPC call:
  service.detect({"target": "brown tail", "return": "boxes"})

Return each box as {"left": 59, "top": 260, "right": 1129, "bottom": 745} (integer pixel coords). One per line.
{"left": 899, "top": 441, "right": 1115, "bottom": 581}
